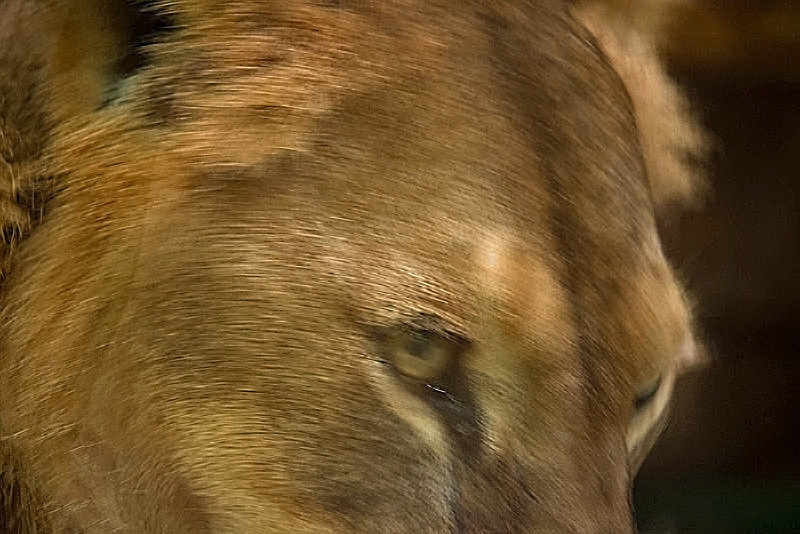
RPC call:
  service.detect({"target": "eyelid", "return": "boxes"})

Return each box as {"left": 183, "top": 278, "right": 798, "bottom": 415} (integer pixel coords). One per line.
{"left": 634, "top": 374, "right": 663, "bottom": 411}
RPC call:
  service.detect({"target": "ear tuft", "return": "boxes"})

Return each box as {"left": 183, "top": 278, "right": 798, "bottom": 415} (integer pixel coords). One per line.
{"left": 573, "top": 0, "right": 688, "bottom": 46}
{"left": 573, "top": 0, "right": 710, "bottom": 211}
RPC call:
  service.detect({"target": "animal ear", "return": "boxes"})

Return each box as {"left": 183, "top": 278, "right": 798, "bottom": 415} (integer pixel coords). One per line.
{"left": 43, "top": 0, "right": 174, "bottom": 119}
{"left": 572, "top": 0, "right": 709, "bottom": 211}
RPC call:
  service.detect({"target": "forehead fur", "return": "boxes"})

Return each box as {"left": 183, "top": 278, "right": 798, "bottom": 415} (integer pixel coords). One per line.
{"left": 0, "top": 1, "right": 707, "bottom": 281}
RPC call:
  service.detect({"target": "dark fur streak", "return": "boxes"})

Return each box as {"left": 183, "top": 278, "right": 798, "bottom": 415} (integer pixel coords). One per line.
{"left": 102, "top": 1, "right": 177, "bottom": 108}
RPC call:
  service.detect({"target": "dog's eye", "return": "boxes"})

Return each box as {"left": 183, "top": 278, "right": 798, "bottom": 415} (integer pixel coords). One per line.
{"left": 634, "top": 375, "right": 663, "bottom": 412}
{"left": 387, "top": 328, "right": 457, "bottom": 382}
{"left": 627, "top": 372, "right": 673, "bottom": 471}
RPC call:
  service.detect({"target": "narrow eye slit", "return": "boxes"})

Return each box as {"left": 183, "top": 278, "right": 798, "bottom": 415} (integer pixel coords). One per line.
{"left": 634, "top": 375, "right": 663, "bottom": 412}
{"left": 387, "top": 327, "right": 459, "bottom": 382}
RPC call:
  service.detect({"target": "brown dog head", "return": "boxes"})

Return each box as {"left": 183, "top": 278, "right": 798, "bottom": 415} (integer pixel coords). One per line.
{"left": 0, "top": 0, "right": 705, "bottom": 531}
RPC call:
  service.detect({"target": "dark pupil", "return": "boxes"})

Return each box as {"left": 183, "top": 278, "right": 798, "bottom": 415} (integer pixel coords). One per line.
{"left": 406, "top": 331, "right": 435, "bottom": 359}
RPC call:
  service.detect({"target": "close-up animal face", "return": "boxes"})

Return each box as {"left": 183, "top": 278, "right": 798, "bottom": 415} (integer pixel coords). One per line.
{"left": 0, "top": 0, "right": 705, "bottom": 532}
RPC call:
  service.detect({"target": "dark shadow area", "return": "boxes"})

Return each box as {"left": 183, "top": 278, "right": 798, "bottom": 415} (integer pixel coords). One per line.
{"left": 634, "top": 24, "right": 800, "bottom": 532}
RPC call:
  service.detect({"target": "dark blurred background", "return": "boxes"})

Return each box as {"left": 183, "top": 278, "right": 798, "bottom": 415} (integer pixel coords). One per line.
{"left": 632, "top": 1, "right": 800, "bottom": 532}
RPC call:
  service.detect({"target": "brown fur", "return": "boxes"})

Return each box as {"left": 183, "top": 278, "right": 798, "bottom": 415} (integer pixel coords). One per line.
{"left": 1, "top": 0, "right": 703, "bottom": 531}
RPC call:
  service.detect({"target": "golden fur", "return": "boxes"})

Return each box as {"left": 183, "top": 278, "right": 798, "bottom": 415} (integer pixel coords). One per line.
{"left": 1, "top": 0, "right": 704, "bottom": 531}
